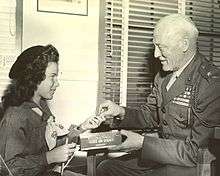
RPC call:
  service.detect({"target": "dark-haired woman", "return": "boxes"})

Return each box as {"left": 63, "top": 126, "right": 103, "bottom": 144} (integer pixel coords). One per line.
{"left": 0, "top": 45, "right": 104, "bottom": 176}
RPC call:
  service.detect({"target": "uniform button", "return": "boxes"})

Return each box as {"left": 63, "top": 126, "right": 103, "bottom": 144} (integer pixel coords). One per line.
{"left": 163, "top": 120, "right": 168, "bottom": 126}
{"left": 163, "top": 133, "right": 170, "bottom": 139}
{"left": 166, "top": 134, "right": 170, "bottom": 139}
{"left": 161, "top": 107, "right": 166, "bottom": 113}
{"left": 207, "top": 71, "right": 211, "bottom": 76}
{"left": 179, "top": 113, "right": 184, "bottom": 119}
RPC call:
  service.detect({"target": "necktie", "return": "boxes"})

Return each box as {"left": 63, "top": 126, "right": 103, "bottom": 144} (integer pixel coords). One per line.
{"left": 166, "top": 73, "right": 177, "bottom": 91}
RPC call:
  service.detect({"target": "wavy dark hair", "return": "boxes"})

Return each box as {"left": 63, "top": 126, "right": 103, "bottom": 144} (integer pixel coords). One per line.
{"left": 2, "top": 44, "right": 59, "bottom": 111}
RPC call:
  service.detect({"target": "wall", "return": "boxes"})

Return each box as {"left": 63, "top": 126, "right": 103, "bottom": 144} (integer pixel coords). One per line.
{"left": 22, "top": 0, "right": 100, "bottom": 127}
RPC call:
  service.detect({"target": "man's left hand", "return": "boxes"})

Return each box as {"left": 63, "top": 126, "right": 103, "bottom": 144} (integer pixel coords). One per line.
{"left": 109, "top": 130, "right": 144, "bottom": 152}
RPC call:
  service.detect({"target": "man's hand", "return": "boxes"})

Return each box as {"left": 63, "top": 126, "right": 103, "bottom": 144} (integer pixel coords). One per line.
{"left": 79, "top": 115, "right": 106, "bottom": 131}
{"left": 108, "top": 130, "right": 144, "bottom": 152}
{"left": 98, "top": 100, "right": 125, "bottom": 120}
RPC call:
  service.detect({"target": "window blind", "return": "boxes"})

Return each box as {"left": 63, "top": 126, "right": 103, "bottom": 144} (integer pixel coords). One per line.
{"left": 185, "top": 0, "right": 220, "bottom": 67}
{"left": 127, "top": 0, "right": 178, "bottom": 107}
{"left": 0, "top": 0, "right": 21, "bottom": 100}
{"left": 102, "top": 0, "right": 123, "bottom": 105}
{"left": 101, "top": 0, "right": 178, "bottom": 107}
{"left": 100, "top": 0, "right": 220, "bottom": 107}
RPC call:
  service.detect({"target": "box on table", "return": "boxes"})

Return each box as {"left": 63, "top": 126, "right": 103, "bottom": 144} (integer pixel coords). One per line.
{"left": 79, "top": 130, "right": 122, "bottom": 151}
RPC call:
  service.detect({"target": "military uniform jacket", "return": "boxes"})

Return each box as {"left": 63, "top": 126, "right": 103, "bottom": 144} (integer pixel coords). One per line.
{"left": 0, "top": 100, "right": 80, "bottom": 176}
{"left": 119, "top": 52, "right": 220, "bottom": 168}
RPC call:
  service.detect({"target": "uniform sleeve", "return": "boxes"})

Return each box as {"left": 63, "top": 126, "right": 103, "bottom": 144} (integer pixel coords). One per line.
{"left": 119, "top": 105, "right": 159, "bottom": 129}
{"left": 119, "top": 77, "right": 161, "bottom": 129}
{"left": 3, "top": 111, "right": 48, "bottom": 176}
{"left": 141, "top": 78, "right": 220, "bottom": 167}
{"left": 68, "top": 124, "right": 81, "bottom": 143}
{"left": 56, "top": 124, "right": 81, "bottom": 146}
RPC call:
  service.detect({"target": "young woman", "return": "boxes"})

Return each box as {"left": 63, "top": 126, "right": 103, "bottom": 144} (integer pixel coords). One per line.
{"left": 0, "top": 44, "right": 103, "bottom": 176}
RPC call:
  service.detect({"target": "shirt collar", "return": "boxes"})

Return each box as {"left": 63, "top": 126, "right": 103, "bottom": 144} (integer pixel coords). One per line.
{"left": 173, "top": 53, "right": 195, "bottom": 78}
{"left": 23, "top": 100, "right": 53, "bottom": 121}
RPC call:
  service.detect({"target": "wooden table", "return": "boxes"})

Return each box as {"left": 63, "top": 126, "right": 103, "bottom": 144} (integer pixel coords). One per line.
{"left": 86, "top": 148, "right": 108, "bottom": 176}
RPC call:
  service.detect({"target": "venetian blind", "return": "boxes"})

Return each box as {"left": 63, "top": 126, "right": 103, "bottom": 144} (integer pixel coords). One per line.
{"left": 101, "top": 0, "right": 122, "bottom": 105}
{"left": 100, "top": 0, "right": 220, "bottom": 107}
{"left": 0, "top": 0, "right": 21, "bottom": 100}
{"left": 101, "top": 0, "right": 178, "bottom": 107}
{"left": 185, "top": 0, "right": 220, "bottom": 67}
{"left": 126, "top": 0, "right": 178, "bottom": 107}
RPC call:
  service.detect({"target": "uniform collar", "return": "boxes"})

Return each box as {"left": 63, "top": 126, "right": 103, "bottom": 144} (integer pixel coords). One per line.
{"left": 173, "top": 53, "right": 195, "bottom": 79}
{"left": 22, "top": 100, "right": 53, "bottom": 121}
{"left": 161, "top": 52, "right": 201, "bottom": 107}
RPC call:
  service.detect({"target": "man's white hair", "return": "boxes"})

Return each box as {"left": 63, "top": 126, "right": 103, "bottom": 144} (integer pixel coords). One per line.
{"left": 155, "top": 13, "right": 199, "bottom": 43}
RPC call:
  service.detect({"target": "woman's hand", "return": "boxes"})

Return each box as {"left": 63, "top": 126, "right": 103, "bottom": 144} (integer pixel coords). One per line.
{"left": 46, "top": 143, "right": 76, "bottom": 164}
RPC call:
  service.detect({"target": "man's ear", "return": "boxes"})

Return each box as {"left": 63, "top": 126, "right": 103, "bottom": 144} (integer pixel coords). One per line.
{"left": 182, "top": 37, "right": 190, "bottom": 52}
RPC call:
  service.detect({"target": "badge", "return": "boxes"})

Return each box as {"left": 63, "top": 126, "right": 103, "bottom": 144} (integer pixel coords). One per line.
{"left": 172, "top": 85, "right": 193, "bottom": 107}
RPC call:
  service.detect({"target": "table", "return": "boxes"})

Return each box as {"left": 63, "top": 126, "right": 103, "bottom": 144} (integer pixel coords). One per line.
{"left": 86, "top": 148, "right": 108, "bottom": 176}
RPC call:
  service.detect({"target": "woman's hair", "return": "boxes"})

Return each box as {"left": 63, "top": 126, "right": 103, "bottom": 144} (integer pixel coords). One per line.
{"left": 2, "top": 44, "right": 59, "bottom": 110}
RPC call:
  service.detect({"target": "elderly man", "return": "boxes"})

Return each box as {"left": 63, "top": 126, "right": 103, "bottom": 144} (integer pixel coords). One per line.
{"left": 96, "top": 14, "right": 220, "bottom": 176}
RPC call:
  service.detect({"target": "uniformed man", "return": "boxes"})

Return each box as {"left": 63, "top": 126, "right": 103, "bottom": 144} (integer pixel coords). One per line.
{"left": 96, "top": 14, "right": 220, "bottom": 176}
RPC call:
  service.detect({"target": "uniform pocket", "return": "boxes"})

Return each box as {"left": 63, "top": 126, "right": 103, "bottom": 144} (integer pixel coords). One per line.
{"left": 168, "top": 102, "right": 192, "bottom": 129}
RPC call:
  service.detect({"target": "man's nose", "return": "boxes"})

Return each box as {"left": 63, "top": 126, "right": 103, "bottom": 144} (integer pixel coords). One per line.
{"left": 154, "top": 46, "right": 161, "bottom": 58}
{"left": 54, "top": 78, "right": 59, "bottom": 88}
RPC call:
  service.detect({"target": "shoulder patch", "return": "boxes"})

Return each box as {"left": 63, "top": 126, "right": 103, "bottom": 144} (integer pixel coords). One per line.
{"left": 199, "top": 60, "right": 220, "bottom": 82}
{"left": 32, "top": 107, "right": 43, "bottom": 116}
